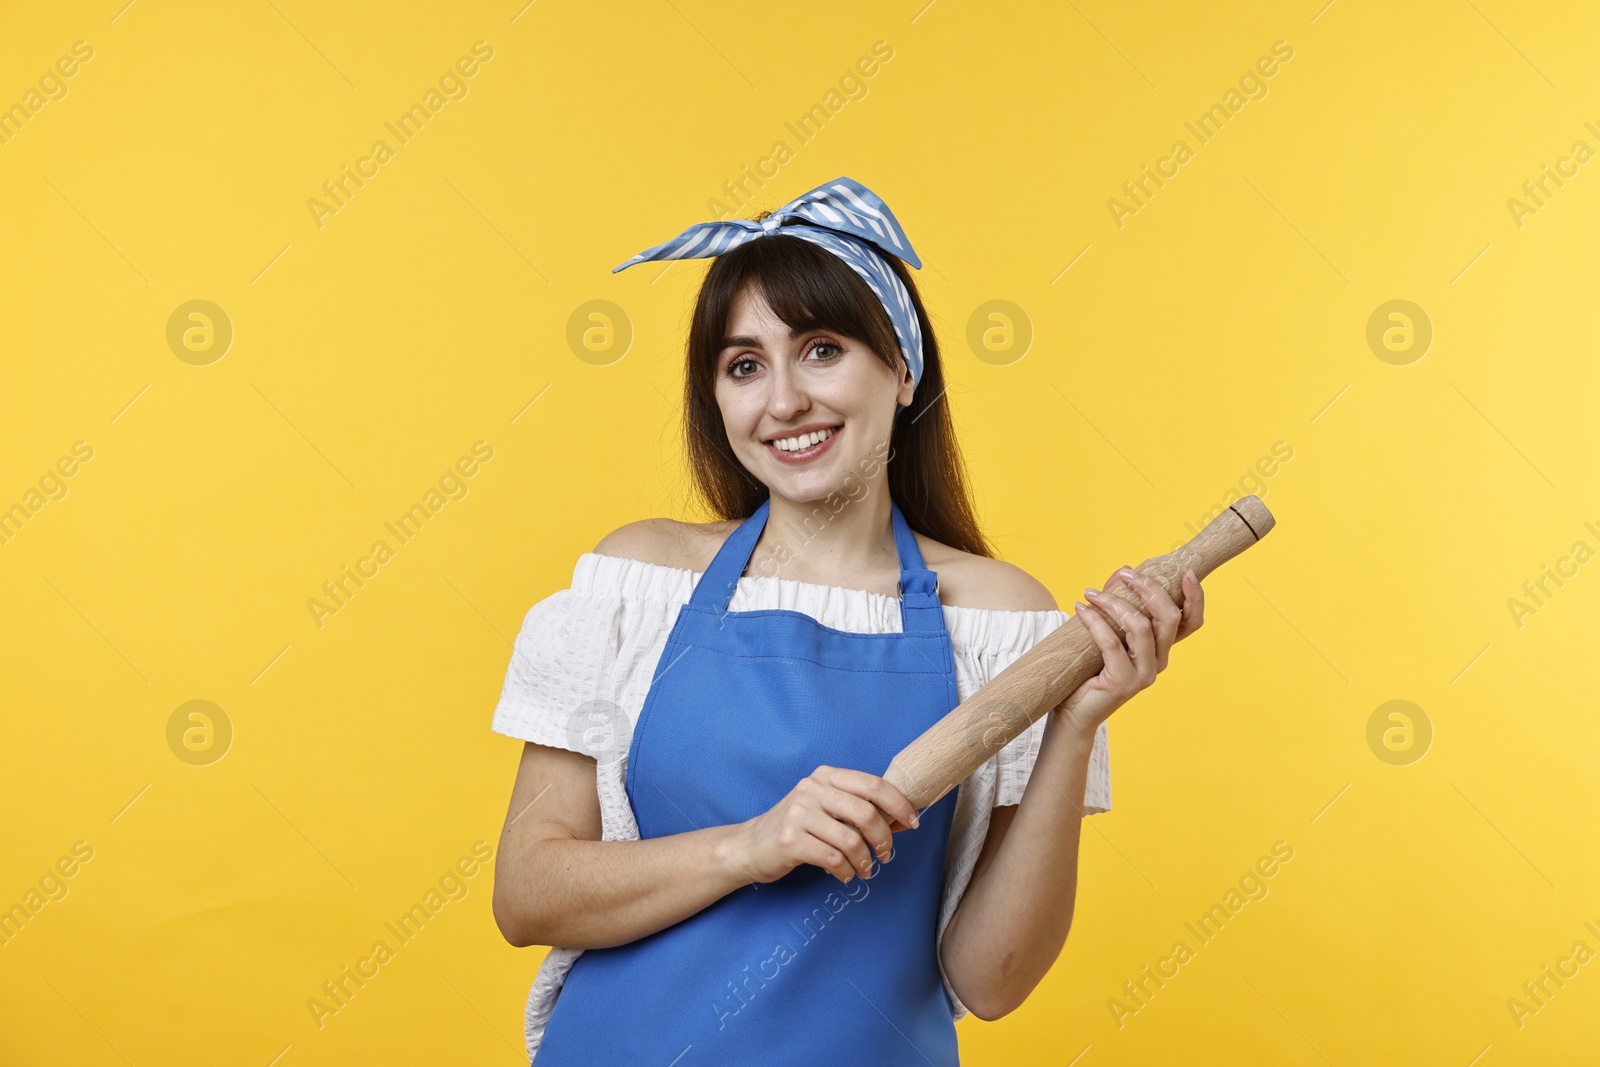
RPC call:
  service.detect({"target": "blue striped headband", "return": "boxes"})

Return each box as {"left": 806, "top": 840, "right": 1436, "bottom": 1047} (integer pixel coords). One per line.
{"left": 613, "top": 176, "right": 926, "bottom": 408}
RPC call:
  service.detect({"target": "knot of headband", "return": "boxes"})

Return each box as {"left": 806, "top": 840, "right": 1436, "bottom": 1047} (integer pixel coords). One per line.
{"left": 613, "top": 176, "right": 926, "bottom": 407}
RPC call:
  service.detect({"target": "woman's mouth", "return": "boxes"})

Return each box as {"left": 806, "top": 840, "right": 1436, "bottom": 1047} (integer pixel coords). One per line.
{"left": 764, "top": 425, "right": 840, "bottom": 465}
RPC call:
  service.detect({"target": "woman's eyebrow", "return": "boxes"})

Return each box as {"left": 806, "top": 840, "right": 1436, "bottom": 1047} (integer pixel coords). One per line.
{"left": 719, "top": 326, "right": 808, "bottom": 352}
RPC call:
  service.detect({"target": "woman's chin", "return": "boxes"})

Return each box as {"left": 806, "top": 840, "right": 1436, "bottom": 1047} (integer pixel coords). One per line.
{"left": 764, "top": 466, "right": 866, "bottom": 507}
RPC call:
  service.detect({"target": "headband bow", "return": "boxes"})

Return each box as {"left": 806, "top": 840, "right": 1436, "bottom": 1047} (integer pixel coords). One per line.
{"left": 613, "top": 176, "right": 926, "bottom": 407}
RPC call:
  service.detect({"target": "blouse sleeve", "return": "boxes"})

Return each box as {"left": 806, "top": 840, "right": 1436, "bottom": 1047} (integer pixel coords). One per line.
{"left": 955, "top": 609, "right": 1112, "bottom": 813}
{"left": 491, "top": 585, "right": 639, "bottom": 768}
{"left": 996, "top": 718, "right": 1111, "bottom": 812}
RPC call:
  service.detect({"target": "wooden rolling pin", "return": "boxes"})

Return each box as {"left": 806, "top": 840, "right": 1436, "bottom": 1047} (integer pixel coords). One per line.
{"left": 883, "top": 495, "right": 1276, "bottom": 811}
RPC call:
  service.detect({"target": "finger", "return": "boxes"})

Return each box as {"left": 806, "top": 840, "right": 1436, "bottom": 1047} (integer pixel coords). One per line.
{"left": 1178, "top": 570, "right": 1205, "bottom": 639}
{"left": 1117, "top": 568, "right": 1180, "bottom": 659}
{"left": 792, "top": 830, "right": 855, "bottom": 884}
{"left": 1118, "top": 567, "right": 1180, "bottom": 631}
{"left": 802, "top": 771, "right": 887, "bottom": 870}
{"left": 802, "top": 809, "right": 875, "bottom": 882}
{"left": 1074, "top": 598, "right": 1132, "bottom": 676}
{"left": 817, "top": 766, "right": 920, "bottom": 836}
{"left": 785, "top": 780, "right": 855, "bottom": 882}
{"left": 1085, "top": 587, "right": 1155, "bottom": 674}
{"left": 817, "top": 786, "right": 895, "bottom": 864}
{"left": 1085, "top": 584, "right": 1154, "bottom": 648}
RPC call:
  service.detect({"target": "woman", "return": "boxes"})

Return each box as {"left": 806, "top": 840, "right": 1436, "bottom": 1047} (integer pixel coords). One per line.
{"left": 490, "top": 176, "right": 1204, "bottom": 1064}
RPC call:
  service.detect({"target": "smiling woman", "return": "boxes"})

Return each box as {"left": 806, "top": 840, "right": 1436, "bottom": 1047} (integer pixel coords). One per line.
{"left": 679, "top": 222, "right": 990, "bottom": 569}
{"left": 488, "top": 177, "right": 1202, "bottom": 1064}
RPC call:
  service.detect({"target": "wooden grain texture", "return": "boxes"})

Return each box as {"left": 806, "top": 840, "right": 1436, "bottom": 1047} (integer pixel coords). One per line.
{"left": 883, "top": 495, "right": 1276, "bottom": 810}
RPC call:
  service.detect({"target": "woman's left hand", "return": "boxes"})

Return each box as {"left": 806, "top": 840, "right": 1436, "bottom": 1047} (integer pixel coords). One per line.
{"left": 1052, "top": 565, "right": 1205, "bottom": 738}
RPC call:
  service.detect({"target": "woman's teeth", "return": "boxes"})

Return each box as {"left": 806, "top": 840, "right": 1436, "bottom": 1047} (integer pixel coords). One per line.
{"left": 770, "top": 427, "right": 837, "bottom": 452}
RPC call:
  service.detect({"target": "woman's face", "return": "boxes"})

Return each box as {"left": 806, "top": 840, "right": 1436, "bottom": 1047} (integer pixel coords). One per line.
{"left": 714, "top": 283, "right": 913, "bottom": 505}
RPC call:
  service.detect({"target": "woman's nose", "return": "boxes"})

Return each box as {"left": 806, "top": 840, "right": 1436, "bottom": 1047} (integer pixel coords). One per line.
{"left": 766, "top": 365, "right": 808, "bottom": 416}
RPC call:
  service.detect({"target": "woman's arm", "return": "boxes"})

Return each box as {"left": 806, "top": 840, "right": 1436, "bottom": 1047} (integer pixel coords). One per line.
{"left": 938, "top": 565, "right": 1204, "bottom": 1019}
{"left": 492, "top": 741, "right": 921, "bottom": 949}
{"left": 937, "top": 718, "right": 1098, "bottom": 1019}
{"left": 491, "top": 741, "right": 754, "bottom": 949}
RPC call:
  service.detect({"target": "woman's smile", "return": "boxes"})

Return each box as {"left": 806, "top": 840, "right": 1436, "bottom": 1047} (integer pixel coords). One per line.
{"left": 764, "top": 423, "right": 842, "bottom": 464}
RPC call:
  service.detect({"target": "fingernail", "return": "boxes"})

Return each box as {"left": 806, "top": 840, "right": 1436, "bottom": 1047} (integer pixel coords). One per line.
{"left": 1186, "top": 569, "right": 1197, "bottom": 582}
{"left": 911, "top": 810, "right": 921, "bottom": 828}
{"left": 1118, "top": 566, "right": 1135, "bottom": 580}
{"left": 1084, "top": 587, "right": 1098, "bottom": 598}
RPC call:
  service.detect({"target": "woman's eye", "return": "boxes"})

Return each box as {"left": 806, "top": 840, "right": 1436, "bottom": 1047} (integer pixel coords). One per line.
{"left": 727, "top": 341, "right": 838, "bottom": 379}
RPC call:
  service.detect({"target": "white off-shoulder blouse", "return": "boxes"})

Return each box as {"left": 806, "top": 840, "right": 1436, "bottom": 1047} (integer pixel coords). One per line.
{"left": 491, "top": 550, "right": 1112, "bottom": 1059}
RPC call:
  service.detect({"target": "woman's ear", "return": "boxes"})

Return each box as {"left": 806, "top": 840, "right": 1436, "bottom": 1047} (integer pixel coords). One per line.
{"left": 895, "top": 358, "right": 915, "bottom": 408}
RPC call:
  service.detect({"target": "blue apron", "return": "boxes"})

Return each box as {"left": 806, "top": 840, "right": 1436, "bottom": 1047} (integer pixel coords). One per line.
{"left": 532, "top": 497, "right": 964, "bottom": 1065}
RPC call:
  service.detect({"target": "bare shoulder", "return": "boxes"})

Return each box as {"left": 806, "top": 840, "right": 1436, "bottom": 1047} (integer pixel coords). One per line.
{"left": 914, "top": 535, "right": 1060, "bottom": 612}
{"left": 592, "top": 516, "right": 738, "bottom": 573}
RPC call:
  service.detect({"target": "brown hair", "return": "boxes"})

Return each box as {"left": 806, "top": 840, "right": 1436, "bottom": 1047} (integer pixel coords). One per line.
{"left": 681, "top": 222, "right": 993, "bottom": 558}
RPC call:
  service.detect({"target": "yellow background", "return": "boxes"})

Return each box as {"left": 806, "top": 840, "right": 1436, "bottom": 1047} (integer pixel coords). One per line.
{"left": 2, "top": 1, "right": 1596, "bottom": 1064}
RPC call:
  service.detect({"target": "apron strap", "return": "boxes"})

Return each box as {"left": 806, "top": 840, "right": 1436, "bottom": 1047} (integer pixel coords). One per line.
{"left": 688, "top": 498, "right": 772, "bottom": 615}
{"left": 686, "top": 496, "right": 946, "bottom": 635}
{"left": 890, "top": 501, "right": 945, "bottom": 634}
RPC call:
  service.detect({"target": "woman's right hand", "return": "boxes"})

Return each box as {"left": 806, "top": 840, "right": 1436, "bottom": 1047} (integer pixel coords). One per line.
{"left": 735, "top": 765, "right": 922, "bottom": 886}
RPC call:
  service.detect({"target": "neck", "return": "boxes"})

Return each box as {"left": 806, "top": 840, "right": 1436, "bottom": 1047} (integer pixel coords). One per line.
{"left": 747, "top": 478, "right": 901, "bottom": 591}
